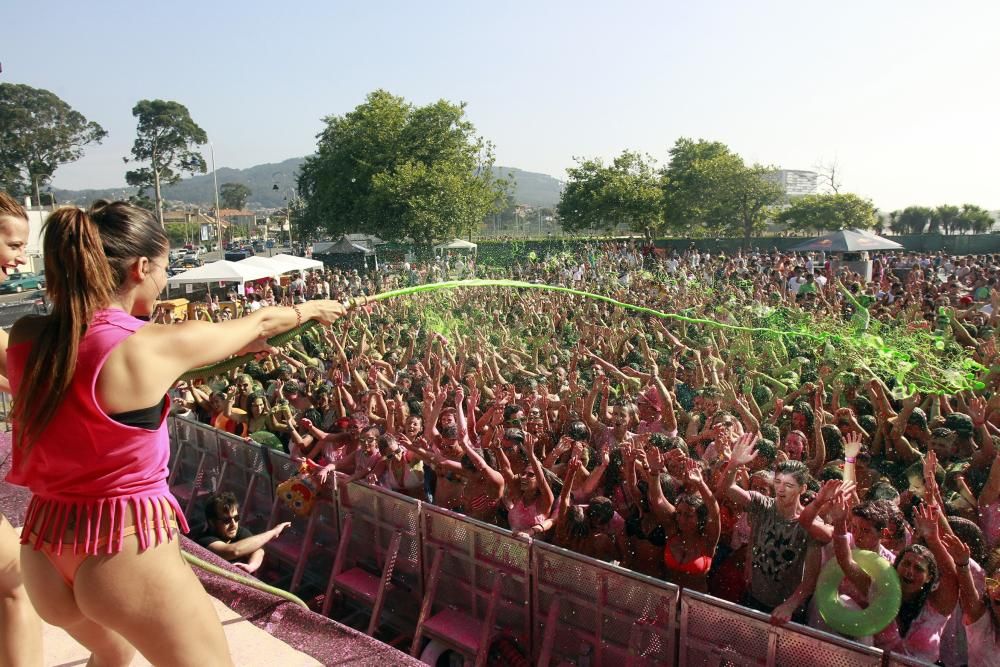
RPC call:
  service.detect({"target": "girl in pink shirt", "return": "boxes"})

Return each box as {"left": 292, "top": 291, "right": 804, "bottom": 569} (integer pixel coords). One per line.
{"left": 8, "top": 201, "right": 346, "bottom": 666}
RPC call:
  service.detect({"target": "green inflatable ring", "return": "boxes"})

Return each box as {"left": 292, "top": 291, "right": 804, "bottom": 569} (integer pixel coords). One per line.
{"left": 249, "top": 431, "right": 283, "bottom": 451}
{"left": 816, "top": 548, "right": 901, "bottom": 637}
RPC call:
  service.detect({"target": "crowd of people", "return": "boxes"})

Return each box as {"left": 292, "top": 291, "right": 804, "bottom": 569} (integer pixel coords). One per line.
{"left": 3, "top": 193, "right": 1000, "bottom": 666}
{"left": 169, "top": 237, "right": 1000, "bottom": 665}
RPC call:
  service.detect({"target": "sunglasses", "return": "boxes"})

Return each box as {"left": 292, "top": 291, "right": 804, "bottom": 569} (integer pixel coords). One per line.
{"left": 219, "top": 514, "right": 239, "bottom": 525}
{"left": 508, "top": 418, "right": 524, "bottom": 425}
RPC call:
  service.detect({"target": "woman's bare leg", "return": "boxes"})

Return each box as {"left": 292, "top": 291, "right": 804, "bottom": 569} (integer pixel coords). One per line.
{"left": 0, "top": 514, "right": 42, "bottom": 667}
{"left": 18, "top": 546, "right": 134, "bottom": 667}
{"left": 74, "top": 537, "right": 234, "bottom": 667}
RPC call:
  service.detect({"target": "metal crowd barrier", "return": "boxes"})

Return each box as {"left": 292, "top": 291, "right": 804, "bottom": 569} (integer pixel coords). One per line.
{"left": 680, "top": 590, "right": 883, "bottom": 667}
{"left": 533, "top": 541, "right": 678, "bottom": 666}
{"left": 166, "top": 417, "right": 938, "bottom": 667}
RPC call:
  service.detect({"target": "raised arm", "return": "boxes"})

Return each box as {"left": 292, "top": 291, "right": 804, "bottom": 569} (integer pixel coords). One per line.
{"left": 722, "top": 432, "right": 759, "bottom": 510}
{"left": 686, "top": 460, "right": 720, "bottom": 551}
{"left": 941, "top": 534, "right": 986, "bottom": 626}
{"left": 914, "top": 503, "right": 959, "bottom": 616}
{"left": 806, "top": 385, "right": 828, "bottom": 476}
{"left": 527, "top": 438, "right": 555, "bottom": 514}
{"left": 458, "top": 433, "right": 504, "bottom": 492}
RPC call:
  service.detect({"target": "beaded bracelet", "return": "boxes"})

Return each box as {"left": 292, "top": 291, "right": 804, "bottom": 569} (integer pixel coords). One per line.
{"left": 292, "top": 304, "right": 302, "bottom": 328}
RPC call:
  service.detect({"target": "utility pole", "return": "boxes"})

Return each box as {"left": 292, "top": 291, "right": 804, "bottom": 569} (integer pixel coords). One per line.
{"left": 209, "top": 142, "right": 222, "bottom": 250}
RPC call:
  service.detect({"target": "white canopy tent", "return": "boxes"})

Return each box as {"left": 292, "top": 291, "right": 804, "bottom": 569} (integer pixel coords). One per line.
{"left": 236, "top": 255, "right": 303, "bottom": 276}
{"left": 434, "top": 238, "right": 477, "bottom": 252}
{"left": 272, "top": 253, "right": 324, "bottom": 271}
{"left": 166, "top": 260, "right": 276, "bottom": 289}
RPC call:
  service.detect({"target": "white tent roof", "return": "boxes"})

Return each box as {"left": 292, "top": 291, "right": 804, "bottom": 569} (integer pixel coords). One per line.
{"left": 166, "top": 260, "right": 276, "bottom": 286}
{"left": 434, "top": 238, "right": 477, "bottom": 250}
{"left": 237, "top": 255, "right": 303, "bottom": 276}
{"left": 272, "top": 253, "right": 324, "bottom": 270}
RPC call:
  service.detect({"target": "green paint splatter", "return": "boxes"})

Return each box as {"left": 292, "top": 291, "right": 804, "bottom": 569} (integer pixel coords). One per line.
{"left": 181, "top": 279, "right": 985, "bottom": 394}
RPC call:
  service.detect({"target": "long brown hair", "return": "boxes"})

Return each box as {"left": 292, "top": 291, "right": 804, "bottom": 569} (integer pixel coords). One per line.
{"left": 12, "top": 201, "right": 167, "bottom": 449}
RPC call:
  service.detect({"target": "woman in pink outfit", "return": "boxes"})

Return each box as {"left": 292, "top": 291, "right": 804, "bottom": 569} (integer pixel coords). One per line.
{"left": 7, "top": 201, "right": 346, "bottom": 666}
{"left": 0, "top": 191, "right": 42, "bottom": 667}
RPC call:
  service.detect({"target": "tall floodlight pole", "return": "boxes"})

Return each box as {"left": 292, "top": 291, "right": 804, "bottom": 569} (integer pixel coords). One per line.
{"left": 209, "top": 142, "right": 222, "bottom": 250}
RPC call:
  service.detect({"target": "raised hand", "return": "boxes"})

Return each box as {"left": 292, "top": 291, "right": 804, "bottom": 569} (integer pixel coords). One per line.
{"left": 913, "top": 502, "right": 941, "bottom": 542}
{"left": 647, "top": 447, "right": 665, "bottom": 474}
{"left": 836, "top": 480, "right": 858, "bottom": 503}
{"left": 941, "top": 533, "right": 971, "bottom": 566}
{"left": 814, "top": 479, "right": 843, "bottom": 506}
{"left": 843, "top": 431, "right": 863, "bottom": 459}
{"left": 967, "top": 395, "right": 988, "bottom": 425}
{"left": 828, "top": 496, "right": 850, "bottom": 532}
{"left": 813, "top": 381, "right": 826, "bottom": 422}
{"left": 729, "top": 431, "right": 760, "bottom": 467}
{"left": 685, "top": 459, "right": 704, "bottom": 486}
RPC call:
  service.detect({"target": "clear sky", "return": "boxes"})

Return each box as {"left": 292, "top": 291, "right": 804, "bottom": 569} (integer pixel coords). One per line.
{"left": 4, "top": 1, "right": 998, "bottom": 211}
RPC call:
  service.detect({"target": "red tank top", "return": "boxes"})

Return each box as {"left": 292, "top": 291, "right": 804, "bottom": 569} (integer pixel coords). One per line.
{"left": 663, "top": 537, "right": 712, "bottom": 576}
{"left": 6, "top": 308, "right": 189, "bottom": 555}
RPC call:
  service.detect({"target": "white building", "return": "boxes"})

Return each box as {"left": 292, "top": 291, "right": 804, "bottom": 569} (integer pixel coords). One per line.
{"left": 23, "top": 198, "right": 52, "bottom": 273}
{"left": 771, "top": 170, "right": 819, "bottom": 198}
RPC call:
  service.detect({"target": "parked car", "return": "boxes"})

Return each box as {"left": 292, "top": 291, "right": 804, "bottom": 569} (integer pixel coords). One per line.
{"left": 0, "top": 271, "right": 45, "bottom": 294}
{"left": 224, "top": 250, "right": 252, "bottom": 262}
{"left": 177, "top": 257, "right": 203, "bottom": 269}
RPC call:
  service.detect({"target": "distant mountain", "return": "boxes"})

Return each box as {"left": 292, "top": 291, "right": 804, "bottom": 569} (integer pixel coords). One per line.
{"left": 492, "top": 167, "right": 563, "bottom": 208}
{"left": 53, "top": 159, "right": 563, "bottom": 210}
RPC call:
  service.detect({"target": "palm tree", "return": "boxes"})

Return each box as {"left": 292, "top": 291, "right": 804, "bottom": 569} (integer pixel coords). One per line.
{"left": 888, "top": 210, "right": 906, "bottom": 235}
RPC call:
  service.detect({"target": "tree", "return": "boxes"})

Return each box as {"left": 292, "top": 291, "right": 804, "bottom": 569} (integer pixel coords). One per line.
{"left": 957, "top": 204, "right": 994, "bottom": 234}
{"left": 712, "top": 158, "right": 786, "bottom": 242}
{"left": 896, "top": 206, "right": 934, "bottom": 234}
{"left": 557, "top": 151, "right": 664, "bottom": 237}
{"left": 814, "top": 158, "right": 842, "bottom": 194}
{"left": 775, "top": 193, "right": 878, "bottom": 233}
{"left": 125, "top": 100, "right": 208, "bottom": 227}
{"left": 0, "top": 83, "right": 107, "bottom": 205}
{"left": 660, "top": 138, "right": 784, "bottom": 242}
{"left": 932, "top": 204, "right": 960, "bottom": 235}
{"left": 888, "top": 210, "right": 905, "bottom": 235}
{"left": 661, "top": 138, "right": 731, "bottom": 236}
{"left": 219, "top": 182, "right": 251, "bottom": 210}
{"left": 298, "top": 91, "right": 505, "bottom": 248}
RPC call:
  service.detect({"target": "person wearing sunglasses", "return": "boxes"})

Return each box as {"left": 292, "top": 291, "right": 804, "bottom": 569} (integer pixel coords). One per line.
{"left": 197, "top": 492, "right": 290, "bottom": 575}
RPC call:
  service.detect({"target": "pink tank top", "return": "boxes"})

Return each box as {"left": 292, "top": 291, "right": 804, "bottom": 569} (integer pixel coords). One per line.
{"left": 6, "top": 308, "right": 189, "bottom": 555}
{"left": 507, "top": 498, "right": 548, "bottom": 533}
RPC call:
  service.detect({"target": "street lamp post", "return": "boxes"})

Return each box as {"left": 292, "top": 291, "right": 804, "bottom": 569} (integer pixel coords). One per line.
{"left": 273, "top": 182, "right": 297, "bottom": 253}
{"left": 209, "top": 142, "right": 222, "bottom": 251}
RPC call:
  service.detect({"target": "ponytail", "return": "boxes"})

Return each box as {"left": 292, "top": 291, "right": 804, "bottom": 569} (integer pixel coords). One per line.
{"left": 12, "top": 207, "right": 116, "bottom": 450}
